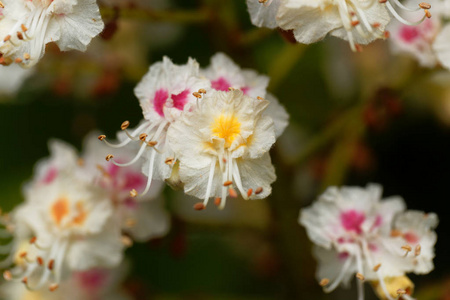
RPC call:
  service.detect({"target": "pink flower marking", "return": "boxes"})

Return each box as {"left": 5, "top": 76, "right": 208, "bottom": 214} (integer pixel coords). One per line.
{"left": 171, "top": 89, "right": 190, "bottom": 111}
{"left": 399, "top": 26, "right": 420, "bottom": 44}
{"left": 42, "top": 167, "right": 58, "bottom": 184}
{"left": 211, "top": 77, "right": 231, "bottom": 91}
{"left": 153, "top": 89, "right": 169, "bottom": 117}
{"left": 75, "top": 269, "right": 108, "bottom": 292}
{"left": 340, "top": 210, "right": 366, "bottom": 234}
{"left": 403, "top": 231, "right": 419, "bottom": 244}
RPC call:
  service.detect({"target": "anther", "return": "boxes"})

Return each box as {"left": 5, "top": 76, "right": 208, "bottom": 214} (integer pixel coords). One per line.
{"left": 424, "top": 9, "right": 431, "bottom": 18}
{"left": 255, "top": 187, "right": 263, "bottom": 195}
{"left": 147, "top": 141, "right": 158, "bottom": 147}
{"left": 21, "top": 24, "right": 28, "bottom": 32}
{"left": 15, "top": 58, "right": 23, "bottom": 64}
{"left": 29, "top": 237, "right": 37, "bottom": 244}
{"left": 372, "top": 22, "right": 381, "bottom": 28}
{"left": 397, "top": 289, "right": 407, "bottom": 295}
{"left": 121, "top": 121, "right": 130, "bottom": 130}
{"left": 98, "top": 135, "right": 106, "bottom": 141}
{"left": 3, "top": 35, "right": 11, "bottom": 42}
{"left": 258, "top": 0, "right": 268, "bottom": 3}
{"left": 228, "top": 188, "right": 238, "bottom": 198}
{"left": 3, "top": 271, "right": 12, "bottom": 281}
{"left": 48, "top": 259, "right": 55, "bottom": 270}
{"left": 351, "top": 20, "right": 360, "bottom": 26}
{"left": 415, "top": 244, "right": 421, "bottom": 256}
{"left": 17, "top": 32, "right": 24, "bottom": 40}
{"left": 77, "top": 158, "right": 84, "bottom": 166}
{"left": 121, "top": 235, "right": 133, "bottom": 247}
{"left": 139, "top": 133, "right": 148, "bottom": 141}
{"left": 214, "top": 197, "right": 221, "bottom": 206}
{"left": 0, "top": 2, "right": 4, "bottom": 8}
{"left": 193, "top": 92, "right": 202, "bottom": 98}
{"left": 223, "top": 180, "right": 233, "bottom": 186}
{"left": 22, "top": 277, "right": 28, "bottom": 284}
{"left": 37, "top": 256, "right": 44, "bottom": 266}
{"left": 19, "top": 252, "right": 27, "bottom": 258}
{"left": 228, "top": 87, "right": 235, "bottom": 91}
{"left": 390, "top": 229, "right": 402, "bottom": 237}
{"left": 356, "top": 273, "right": 365, "bottom": 281}
{"left": 23, "top": 53, "right": 30, "bottom": 60}
{"left": 419, "top": 2, "right": 431, "bottom": 9}
{"left": 125, "top": 218, "right": 136, "bottom": 228}
{"left": 355, "top": 44, "right": 363, "bottom": 52}
{"left": 257, "top": 96, "right": 264, "bottom": 101}
{"left": 198, "top": 89, "right": 206, "bottom": 94}
{"left": 105, "top": 154, "right": 114, "bottom": 161}
{"left": 319, "top": 278, "right": 330, "bottom": 286}
{"left": 378, "top": 0, "right": 387, "bottom": 3}
{"left": 194, "top": 203, "right": 206, "bottom": 210}
{"left": 401, "top": 245, "right": 412, "bottom": 255}
{"left": 165, "top": 157, "right": 175, "bottom": 165}
{"left": 129, "top": 189, "right": 138, "bottom": 198}
{"left": 49, "top": 284, "right": 59, "bottom": 292}
{"left": 384, "top": 31, "right": 390, "bottom": 39}
{"left": 373, "top": 263, "right": 381, "bottom": 272}
{"left": 247, "top": 188, "right": 253, "bottom": 197}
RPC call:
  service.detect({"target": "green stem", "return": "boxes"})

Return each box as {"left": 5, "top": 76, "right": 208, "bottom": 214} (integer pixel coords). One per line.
{"left": 268, "top": 44, "right": 307, "bottom": 92}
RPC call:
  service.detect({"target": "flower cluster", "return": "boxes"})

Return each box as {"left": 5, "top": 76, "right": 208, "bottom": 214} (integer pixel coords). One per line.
{"left": 389, "top": 0, "right": 450, "bottom": 69}
{"left": 246, "top": 0, "right": 432, "bottom": 51}
{"left": 300, "top": 184, "right": 438, "bottom": 300}
{"left": 0, "top": 134, "right": 169, "bottom": 292}
{"left": 100, "top": 53, "right": 289, "bottom": 210}
{"left": 0, "top": 0, "right": 104, "bottom": 68}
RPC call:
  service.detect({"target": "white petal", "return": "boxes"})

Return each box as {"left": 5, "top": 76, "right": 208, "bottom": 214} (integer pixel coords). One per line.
{"left": 246, "top": 0, "right": 280, "bottom": 29}
{"left": 263, "top": 93, "right": 289, "bottom": 138}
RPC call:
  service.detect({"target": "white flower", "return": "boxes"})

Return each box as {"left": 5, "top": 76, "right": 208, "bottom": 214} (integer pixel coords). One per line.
{"left": 247, "top": 0, "right": 432, "bottom": 51}
{"left": 167, "top": 89, "right": 277, "bottom": 209}
{"left": 82, "top": 132, "right": 170, "bottom": 242}
{"left": 3, "top": 173, "right": 124, "bottom": 292}
{"left": 0, "top": 0, "right": 104, "bottom": 68}
{"left": 299, "top": 184, "right": 436, "bottom": 300}
{"left": 100, "top": 57, "right": 211, "bottom": 196}
{"left": 0, "top": 262, "right": 132, "bottom": 300}
{"left": 391, "top": 210, "right": 438, "bottom": 274}
{"left": 202, "top": 53, "right": 289, "bottom": 137}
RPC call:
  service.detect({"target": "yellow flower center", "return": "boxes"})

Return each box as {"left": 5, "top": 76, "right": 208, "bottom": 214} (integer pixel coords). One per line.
{"left": 50, "top": 197, "right": 88, "bottom": 227}
{"left": 211, "top": 114, "right": 241, "bottom": 148}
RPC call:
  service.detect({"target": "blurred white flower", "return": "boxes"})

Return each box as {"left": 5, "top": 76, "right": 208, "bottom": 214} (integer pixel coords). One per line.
{"left": 300, "top": 184, "right": 438, "bottom": 300}
{"left": 0, "top": 0, "right": 104, "bottom": 68}
{"left": 0, "top": 262, "right": 132, "bottom": 300}
{"left": 247, "top": 0, "right": 432, "bottom": 51}
{"left": 100, "top": 57, "right": 211, "bottom": 196}
{"left": 388, "top": 0, "right": 450, "bottom": 69}
{"left": 167, "top": 89, "right": 277, "bottom": 210}
{"left": 82, "top": 132, "right": 170, "bottom": 242}
{"left": 4, "top": 173, "right": 123, "bottom": 292}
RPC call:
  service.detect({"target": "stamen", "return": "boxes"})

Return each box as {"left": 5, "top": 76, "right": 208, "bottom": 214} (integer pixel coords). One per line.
{"left": 129, "top": 189, "right": 138, "bottom": 198}
{"left": 110, "top": 142, "right": 147, "bottom": 167}
{"left": 385, "top": 2, "right": 427, "bottom": 26}
{"left": 356, "top": 273, "right": 365, "bottom": 281}
{"left": 247, "top": 189, "right": 253, "bottom": 197}
{"left": 324, "top": 256, "right": 353, "bottom": 292}
{"left": 401, "top": 245, "right": 412, "bottom": 256}
{"left": 194, "top": 203, "right": 206, "bottom": 211}
{"left": 121, "top": 121, "right": 130, "bottom": 130}
{"left": 373, "top": 263, "right": 381, "bottom": 272}
{"left": 414, "top": 245, "right": 421, "bottom": 256}
{"left": 139, "top": 133, "right": 148, "bottom": 141}
{"left": 105, "top": 154, "right": 114, "bottom": 161}
{"left": 419, "top": 2, "right": 431, "bottom": 9}
{"left": 320, "top": 278, "right": 330, "bottom": 286}
{"left": 203, "top": 161, "right": 216, "bottom": 207}
{"left": 223, "top": 180, "right": 233, "bottom": 186}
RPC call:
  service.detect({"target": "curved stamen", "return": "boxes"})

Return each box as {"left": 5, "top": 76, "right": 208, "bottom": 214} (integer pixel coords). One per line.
{"left": 139, "top": 150, "right": 157, "bottom": 196}
{"left": 324, "top": 255, "right": 354, "bottom": 292}
{"left": 232, "top": 159, "right": 248, "bottom": 200}
{"left": 386, "top": 2, "right": 427, "bottom": 26}
{"left": 111, "top": 142, "right": 147, "bottom": 167}
{"left": 354, "top": 247, "right": 365, "bottom": 300}
{"left": 391, "top": 0, "right": 422, "bottom": 12}
{"left": 102, "top": 122, "right": 152, "bottom": 148}
{"left": 203, "top": 160, "right": 217, "bottom": 207}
